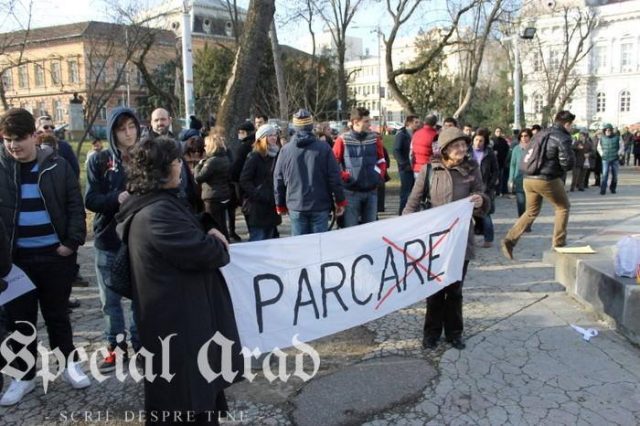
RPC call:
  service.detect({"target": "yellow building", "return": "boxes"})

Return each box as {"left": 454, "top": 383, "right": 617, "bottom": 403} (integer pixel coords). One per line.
{"left": 0, "top": 21, "right": 176, "bottom": 134}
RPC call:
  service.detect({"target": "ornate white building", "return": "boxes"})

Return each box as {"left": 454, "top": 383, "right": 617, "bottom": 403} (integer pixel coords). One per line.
{"left": 522, "top": 0, "right": 640, "bottom": 128}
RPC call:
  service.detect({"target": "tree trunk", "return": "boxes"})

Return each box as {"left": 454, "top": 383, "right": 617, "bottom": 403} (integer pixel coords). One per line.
{"left": 218, "top": 0, "right": 275, "bottom": 143}
{"left": 269, "top": 20, "right": 288, "bottom": 120}
{"left": 336, "top": 39, "right": 347, "bottom": 120}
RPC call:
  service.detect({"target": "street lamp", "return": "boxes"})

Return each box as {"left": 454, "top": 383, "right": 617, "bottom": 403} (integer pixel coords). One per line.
{"left": 513, "top": 26, "right": 536, "bottom": 134}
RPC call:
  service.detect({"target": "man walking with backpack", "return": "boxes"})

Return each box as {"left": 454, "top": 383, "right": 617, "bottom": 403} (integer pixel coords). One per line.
{"left": 501, "top": 111, "right": 576, "bottom": 260}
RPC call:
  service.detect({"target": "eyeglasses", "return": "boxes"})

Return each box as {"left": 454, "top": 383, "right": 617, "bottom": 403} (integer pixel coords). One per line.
{"left": 41, "top": 125, "right": 54, "bottom": 130}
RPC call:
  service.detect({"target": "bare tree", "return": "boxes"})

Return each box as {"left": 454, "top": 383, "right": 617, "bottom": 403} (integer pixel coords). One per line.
{"left": 269, "top": 20, "right": 288, "bottom": 120}
{"left": 452, "top": 0, "right": 505, "bottom": 119}
{"left": 0, "top": 0, "right": 33, "bottom": 110}
{"left": 527, "top": 6, "right": 597, "bottom": 126}
{"left": 314, "top": 0, "right": 366, "bottom": 118}
{"left": 224, "top": 0, "right": 241, "bottom": 44}
{"left": 217, "top": 0, "right": 276, "bottom": 144}
{"left": 384, "top": 0, "right": 478, "bottom": 115}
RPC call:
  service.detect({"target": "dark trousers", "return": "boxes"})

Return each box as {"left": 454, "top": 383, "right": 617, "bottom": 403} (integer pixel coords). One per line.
{"left": 424, "top": 260, "right": 469, "bottom": 341}
{"left": 204, "top": 199, "right": 230, "bottom": 239}
{"left": 377, "top": 182, "right": 386, "bottom": 213}
{"left": 4, "top": 252, "right": 77, "bottom": 380}
{"left": 398, "top": 170, "right": 415, "bottom": 215}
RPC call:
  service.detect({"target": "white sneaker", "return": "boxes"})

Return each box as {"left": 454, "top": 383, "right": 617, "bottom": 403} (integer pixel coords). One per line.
{"left": 0, "top": 379, "right": 36, "bottom": 406}
{"left": 63, "top": 361, "right": 91, "bottom": 389}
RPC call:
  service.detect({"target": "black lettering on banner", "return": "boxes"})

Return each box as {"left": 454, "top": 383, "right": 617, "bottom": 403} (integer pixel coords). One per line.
{"left": 320, "top": 262, "right": 348, "bottom": 318}
{"left": 403, "top": 238, "right": 427, "bottom": 289}
{"left": 293, "top": 268, "right": 320, "bottom": 326}
{"left": 351, "top": 255, "right": 374, "bottom": 305}
{"left": 377, "top": 246, "right": 400, "bottom": 301}
{"left": 428, "top": 229, "right": 449, "bottom": 281}
{"left": 254, "top": 274, "right": 284, "bottom": 333}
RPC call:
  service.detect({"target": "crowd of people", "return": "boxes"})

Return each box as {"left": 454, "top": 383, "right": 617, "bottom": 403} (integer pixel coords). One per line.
{"left": 0, "top": 103, "right": 638, "bottom": 422}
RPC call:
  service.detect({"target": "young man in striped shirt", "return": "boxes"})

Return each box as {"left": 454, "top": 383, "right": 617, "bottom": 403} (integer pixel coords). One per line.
{"left": 0, "top": 108, "right": 89, "bottom": 406}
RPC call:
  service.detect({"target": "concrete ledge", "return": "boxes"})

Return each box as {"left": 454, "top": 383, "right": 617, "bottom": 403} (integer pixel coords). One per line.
{"left": 552, "top": 247, "right": 640, "bottom": 345}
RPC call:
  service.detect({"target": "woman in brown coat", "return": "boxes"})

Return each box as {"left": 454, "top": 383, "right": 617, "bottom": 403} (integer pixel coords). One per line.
{"left": 403, "top": 127, "right": 490, "bottom": 351}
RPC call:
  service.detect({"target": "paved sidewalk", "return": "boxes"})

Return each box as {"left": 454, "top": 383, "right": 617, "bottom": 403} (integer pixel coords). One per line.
{"left": 1, "top": 169, "right": 640, "bottom": 425}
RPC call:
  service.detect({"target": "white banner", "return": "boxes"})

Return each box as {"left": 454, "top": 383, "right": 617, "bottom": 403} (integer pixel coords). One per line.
{"left": 222, "top": 197, "right": 474, "bottom": 353}
{"left": 0, "top": 265, "right": 36, "bottom": 306}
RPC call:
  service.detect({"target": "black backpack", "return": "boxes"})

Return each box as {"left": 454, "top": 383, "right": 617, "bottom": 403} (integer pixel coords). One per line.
{"left": 520, "top": 129, "right": 551, "bottom": 176}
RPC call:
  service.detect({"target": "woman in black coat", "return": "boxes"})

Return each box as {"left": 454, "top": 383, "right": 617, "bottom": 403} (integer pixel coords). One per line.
{"left": 116, "top": 136, "right": 243, "bottom": 424}
{"left": 194, "top": 129, "right": 232, "bottom": 239}
{"left": 471, "top": 128, "right": 498, "bottom": 248}
{"left": 239, "top": 124, "right": 281, "bottom": 241}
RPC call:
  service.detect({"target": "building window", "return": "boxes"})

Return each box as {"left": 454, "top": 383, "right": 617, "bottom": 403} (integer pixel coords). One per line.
{"left": 620, "top": 91, "right": 631, "bottom": 113}
{"left": 596, "top": 92, "right": 606, "bottom": 113}
{"left": 532, "top": 51, "right": 542, "bottom": 72}
{"left": 51, "top": 61, "right": 61, "bottom": 85}
{"left": 91, "top": 59, "right": 108, "bottom": 84}
{"left": 68, "top": 59, "right": 79, "bottom": 83}
{"left": 1, "top": 68, "right": 13, "bottom": 90}
{"left": 18, "top": 65, "right": 28, "bottom": 88}
{"left": 37, "top": 101, "right": 46, "bottom": 117}
{"left": 549, "top": 48, "right": 560, "bottom": 69}
{"left": 34, "top": 63, "right": 45, "bottom": 87}
{"left": 533, "top": 93, "right": 543, "bottom": 114}
{"left": 593, "top": 45, "right": 607, "bottom": 73}
{"left": 54, "top": 100, "right": 64, "bottom": 122}
{"left": 620, "top": 43, "right": 633, "bottom": 71}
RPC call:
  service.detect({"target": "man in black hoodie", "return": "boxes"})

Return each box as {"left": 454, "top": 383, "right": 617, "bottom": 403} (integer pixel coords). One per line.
{"left": 85, "top": 107, "right": 141, "bottom": 373}
{"left": 274, "top": 109, "right": 346, "bottom": 235}
{"left": 228, "top": 121, "right": 256, "bottom": 242}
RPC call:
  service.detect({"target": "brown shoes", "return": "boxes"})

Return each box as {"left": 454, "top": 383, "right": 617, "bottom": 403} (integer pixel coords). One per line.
{"left": 501, "top": 239, "right": 514, "bottom": 260}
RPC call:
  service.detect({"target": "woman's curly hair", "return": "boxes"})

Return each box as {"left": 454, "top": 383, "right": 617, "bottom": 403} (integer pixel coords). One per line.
{"left": 126, "top": 136, "right": 181, "bottom": 195}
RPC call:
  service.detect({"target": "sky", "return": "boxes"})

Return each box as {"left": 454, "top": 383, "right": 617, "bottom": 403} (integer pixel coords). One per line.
{"left": 1, "top": 0, "right": 453, "bottom": 55}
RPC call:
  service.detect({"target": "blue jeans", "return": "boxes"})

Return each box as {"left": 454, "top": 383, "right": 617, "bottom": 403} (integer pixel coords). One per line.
{"left": 482, "top": 214, "right": 494, "bottom": 242}
{"left": 515, "top": 191, "right": 526, "bottom": 217}
{"left": 95, "top": 248, "right": 139, "bottom": 350}
{"left": 289, "top": 210, "right": 330, "bottom": 236}
{"left": 398, "top": 170, "right": 415, "bottom": 215}
{"left": 600, "top": 160, "right": 619, "bottom": 194}
{"left": 343, "top": 189, "right": 378, "bottom": 227}
{"left": 248, "top": 226, "right": 277, "bottom": 241}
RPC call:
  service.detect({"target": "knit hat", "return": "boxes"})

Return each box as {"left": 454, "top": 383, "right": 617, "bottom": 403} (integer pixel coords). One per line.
{"left": 238, "top": 121, "right": 255, "bottom": 133}
{"left": 438, "top": 127, "right": 470, "bottom": 152}
{"left": 255, "top": 124, "right": 277, "bottom": 141}
{"left": 180, "top": 128, "right": 200, "bottom": 142}
{"left": 602, "top": 123, "right": 613, "bottom": 130}
{"left": 292, "top": 109, "right": 314, "bottom": 130}
{"left": 189, "top": 115, "right": 203, "bottom": 130}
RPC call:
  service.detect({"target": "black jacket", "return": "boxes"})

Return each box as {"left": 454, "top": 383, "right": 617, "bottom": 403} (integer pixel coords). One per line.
{"left": 477, "top": 148, "right": 499, "bottom": 198}
{"left": 229, "top": 135, "right": 255, "bottom": 183}
{"left": 194, "top": 149, "right": 232, "bottom": 202}
{"left": 492, "top": 137, "right": 510, "bottom": 168}
{"left": 0, "top": 219, "right": 10, "bottom": 277}
{"left": 116, "top": 191, "right": 243, "bottom": 413}
{"left": 240, "top": 152, "right": 281, "bottom": 228}
{"left": 0, "top": 145, "right": 86, "bottom": 253}
{"left": 527, "top": 124, "right": 575, "bottom": 180}
{"left": 393, "top": 127, "right": 412, "bottom": 172}
{"left": 85, "top": 107, "right": 140, "bottom": 251}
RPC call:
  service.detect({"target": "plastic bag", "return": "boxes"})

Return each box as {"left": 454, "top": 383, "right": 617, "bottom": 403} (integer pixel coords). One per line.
{"left": 614, "top": 236, "right": 640, "bottom": 278}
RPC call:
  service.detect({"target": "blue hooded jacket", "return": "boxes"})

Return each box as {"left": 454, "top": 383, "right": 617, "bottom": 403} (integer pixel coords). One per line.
{"left": 85, "top": 107, "right": 140, "bottom": 251}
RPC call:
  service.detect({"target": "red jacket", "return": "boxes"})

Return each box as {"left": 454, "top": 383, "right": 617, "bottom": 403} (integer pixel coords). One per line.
{"left": 411, "top": 125, "right": 437, "bottom": 173}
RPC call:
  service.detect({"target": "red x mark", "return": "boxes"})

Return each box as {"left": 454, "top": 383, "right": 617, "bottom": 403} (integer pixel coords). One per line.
{"left": 374, "top": 217, "right": 460, "bottom": 310}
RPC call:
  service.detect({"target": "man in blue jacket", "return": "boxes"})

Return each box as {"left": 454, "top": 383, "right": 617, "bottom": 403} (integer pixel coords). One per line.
{"left": 85, "top": 107, "right": 141, "bottom": 373}
{"left": 274, "top": 109, "right": 346, "bottom": 235}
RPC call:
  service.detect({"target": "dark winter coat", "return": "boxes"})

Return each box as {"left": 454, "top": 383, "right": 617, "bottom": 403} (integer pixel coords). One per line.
{"left": 0, "top": 145, "right": 86, "bottom": 253}
{"left": 115, "top": 190, "right": 243, "bottom": 414}
{"left": 0, "top": 220, "right": 10, "bottom": 277}
{"left": 194, "top": 149, "right": 232, "bottom": 202}
{"left": 273, "top": 130, "right": 346, "bottom": 212}
{"left": 403, "top": 158, "right": 490, "bottom": 260}
{"left": 229, "top": 135, "right": 255, "bottom": 183}
{"left": 393, "top": 127, "right": 412, "bottom": 172}
{"left": 572, "top": 137, "right": 593, "bottom": 168}
{"left": 526, "top": 124, "right": 575, "bottom": 180}
{"left": 56, "top": 139, "right": 80, "bottom": 178}
{"left": 475, "top": 147, "right": 499, "bottom": 214}
{"left": 239, "top": 152, "right": 281, "bottom": 228}
{"left": 492, "top": 137, "right": 510, "bottom": 168}
{"left": 85, "top": 107, "right": 140, "bottom": 251}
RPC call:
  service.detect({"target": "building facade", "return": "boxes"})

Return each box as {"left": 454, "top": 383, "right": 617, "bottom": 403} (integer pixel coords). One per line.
{"left": 522, "top": 0, "right": 640, "bottom": 129}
